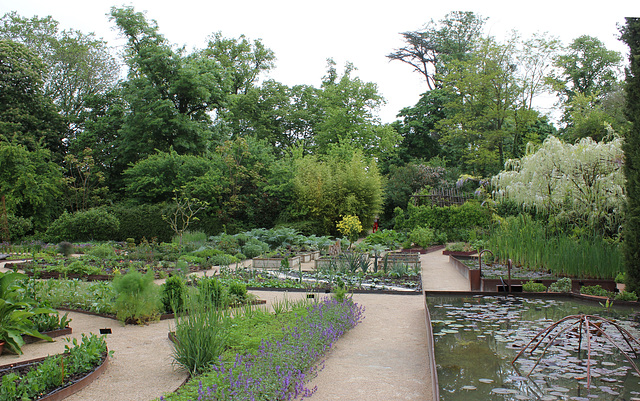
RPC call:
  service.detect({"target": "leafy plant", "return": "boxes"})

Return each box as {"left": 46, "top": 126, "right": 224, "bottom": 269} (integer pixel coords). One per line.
{"left": 548, "top": 277, "right": 572, "bottom": 293}
{"left": 615, "top": 271, "right": 627, "bottom": 284}
{"left": 522, "top": 280, "right": 547, "bottom": 292}
{"left": 0, "top": 272, "right": 55, "bottom": 354}
{"left": 58, "top": 241, "right": 74, "bottom": 257}
{"left": 580, "top": 284, "right": 613, "bottom": 298}
{"left": 171, "top": 296, "right": 230, "bottom": 375}
{"left": 615, "top": 291, "right": 638, "bottom": 302}
{"left": 30, "top": 311, "right": 72, "bottom": 332}
{"left": 336, "top": 215, "right": 363, "bottom": 246}
{"left": 87, "top": 243, "right": 117, "bottom": 259}
{"left": 198, "top": 277, "right": 226, "bottom": 308}
{"left": 0, "top": 333, "right": 108, "bottom": 400}
{"left": 112, "top": 270, "right": 161, "bottom": 324}
{"left": 162, "top": 275, "right": 187, "bottom": 314}
{"left": 409, "top": 226, "right": 435, "bottom": 248}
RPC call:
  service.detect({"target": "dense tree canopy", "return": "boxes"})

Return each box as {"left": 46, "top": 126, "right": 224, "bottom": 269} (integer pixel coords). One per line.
{"left": 0, "top": 7, "right": 630, "bottom": 244}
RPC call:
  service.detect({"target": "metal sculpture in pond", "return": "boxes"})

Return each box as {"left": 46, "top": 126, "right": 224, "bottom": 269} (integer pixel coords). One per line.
{"left": 512, "top": 314, "right": 640, "bottom": 389}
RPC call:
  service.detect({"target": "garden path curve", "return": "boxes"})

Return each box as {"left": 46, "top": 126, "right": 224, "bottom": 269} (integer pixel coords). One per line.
{"left": 0, "top": 251, "right": 473, "bottom": 400}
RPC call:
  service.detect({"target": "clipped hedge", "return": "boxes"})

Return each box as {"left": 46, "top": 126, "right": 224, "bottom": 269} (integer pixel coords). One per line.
{"left": 44, "top": 207, "right": 120, "bottom": 242}
{"left": 393, "top": 201, "right": 491, "bottom": 240}
{"left": 108, "top": 202, "right": 172, "bottom": 243}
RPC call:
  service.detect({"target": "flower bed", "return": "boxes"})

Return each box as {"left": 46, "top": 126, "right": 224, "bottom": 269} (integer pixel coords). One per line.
{"left": 162, "top": 297, "right": 365, "bottom": 401}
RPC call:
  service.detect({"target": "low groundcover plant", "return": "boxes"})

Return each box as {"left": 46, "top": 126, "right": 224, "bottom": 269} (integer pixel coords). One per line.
{"left": 161, "top": 296, "right": 365, "bottom": 401}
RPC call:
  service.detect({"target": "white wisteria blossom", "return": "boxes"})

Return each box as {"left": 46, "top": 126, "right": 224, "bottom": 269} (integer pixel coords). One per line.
{"left": 492, "top": 133, "right": 625, "bottom": 234}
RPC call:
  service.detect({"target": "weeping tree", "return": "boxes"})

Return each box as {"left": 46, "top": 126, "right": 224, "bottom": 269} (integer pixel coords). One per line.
{"left": 492, "top": 135, "right": 625, "bottom": 237}
{"left": 621, "top": 18, "right": 640, "bottom": 293}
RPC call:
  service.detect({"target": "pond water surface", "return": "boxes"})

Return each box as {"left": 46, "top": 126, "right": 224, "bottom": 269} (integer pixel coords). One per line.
{"left": 428, "top": 295, "right": 640, "bottom": 400}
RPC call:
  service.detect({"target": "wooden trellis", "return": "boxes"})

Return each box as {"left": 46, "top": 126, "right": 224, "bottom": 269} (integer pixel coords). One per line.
{"left": 411, "top": 188, "right": 469, "bottom": 207}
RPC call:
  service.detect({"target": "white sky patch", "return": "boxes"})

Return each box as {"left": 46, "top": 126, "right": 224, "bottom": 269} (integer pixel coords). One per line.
{"left": 2, "top": 0, "right": 639, "bottom": 123}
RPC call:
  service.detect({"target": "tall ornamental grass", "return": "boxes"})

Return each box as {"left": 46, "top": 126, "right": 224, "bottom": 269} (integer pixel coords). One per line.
{"left": 488, "top": 214, "right": 620, "bottom": 279}
{"left": 162, "top": 296, "right": 365, "bottom": 401}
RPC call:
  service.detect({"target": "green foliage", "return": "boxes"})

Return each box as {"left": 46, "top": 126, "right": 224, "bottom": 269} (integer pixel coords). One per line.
{"left": 198, "top": 277, "right": 226, "bottom": 308}
{"left": 30, "top": 311, "right": 71, "bottom": 332}
{"left": 0, "top": 333, "right": 108, "bottom": 400}
{"left": 548, "top": 277, "right": 572, "bottom": 293}
{"left": 162, "top": 275, "right": 187, "bottom": 314}
{"left": 615, "top": 272, "right": 627, "bottom": 284}
{"left": 112, "top": 270, "right": 160, "bottom": 324}
{"left": 45, "top": 208, "right": 120, "bottom": 242}
{"left": 394, "top": 201, "right": 490, "bottom": 241}
{"left": 171, "top": 298, "right": 230, "bottom": 375}
{"left": 488, "top": 214, "right": 621, "bottom": 279}
{"left": 290, "top": 150, "right": 383, "bottom": 235}
{"left": 615, "top": 291, "right": 638, "bottom": 302}
{"left": 57, "top": 241, "right": 74, "bottom": 257}
{"left": 0, "top": 141, "right": 64, "bottom": 233}
{"left": 621, "top": 17, "right": 640, "bottom": 294}
{"left": 31, "top": 279, "right": 115, "bottom": 315}
{"left": 228, "top": 281, "right": 247, "bottom": 303}
{"left": 241, "top": 238, "right": 270, "bottom": 258}
{"left": 580, "top": 285, "right": 612, "bottom": 298}
{"left": 87, "top": 243, "right": 117, "bottom": 259}
{"left": 522, "top": 280, "right": 547, "bottom": 292}
{"left": 109, "top": 202, "right": 172, "bottom": 243}
{"left": 364, "top": 229, "right": 404, "bottom": 249}
{"left": 0, "top": 272, "right": 54, "bottom": 354}
{"left": 409, "top": 226, "right": 435, "bottom": 248}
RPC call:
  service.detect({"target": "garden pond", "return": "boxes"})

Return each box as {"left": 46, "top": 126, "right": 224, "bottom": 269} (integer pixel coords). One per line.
{"left": 428, "top": 294, "right": 640, "bottom": 400}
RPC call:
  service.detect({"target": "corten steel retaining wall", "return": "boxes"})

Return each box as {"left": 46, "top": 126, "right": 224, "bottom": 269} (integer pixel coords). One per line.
{"left": 423, "top": 293, "right": 440, "bottom": 401}
{"left": 447, "top": 256, "right": 617, "bottom": 293}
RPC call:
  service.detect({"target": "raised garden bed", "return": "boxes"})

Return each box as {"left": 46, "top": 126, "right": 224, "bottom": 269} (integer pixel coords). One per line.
{"left": 23, "top": 327, "right": 73, "bottom": 345}
{"left": 252, "top": 256, "right": 301, "bottom": 269}
{"left": 0, "top": 349, "right": 109, "bottom": 401}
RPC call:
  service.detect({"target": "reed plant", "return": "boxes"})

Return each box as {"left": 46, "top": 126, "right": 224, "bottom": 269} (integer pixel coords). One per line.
{"left": 488, "top": 214, "right": 620, "bottom": 279}
{"left": 171, "top": 294, "right": 231, "bottom": 375}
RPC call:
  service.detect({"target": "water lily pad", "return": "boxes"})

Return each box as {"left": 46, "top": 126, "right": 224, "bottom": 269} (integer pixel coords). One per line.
{"left": 479, "top": 378, "right": 494, "bottom": 383}
{"left": 461, "top": 385, "right": 477, "bottom": 390}
{"left": 491, "top": 388, "right": 518, "bottom": 394}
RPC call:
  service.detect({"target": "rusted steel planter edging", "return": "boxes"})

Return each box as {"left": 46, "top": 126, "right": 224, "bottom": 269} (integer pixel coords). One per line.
{"left": 0, "top": 349, "right": 109, "bottom": 401}
{"left": 423, "top": 294, "right": 440, "bottom": 401}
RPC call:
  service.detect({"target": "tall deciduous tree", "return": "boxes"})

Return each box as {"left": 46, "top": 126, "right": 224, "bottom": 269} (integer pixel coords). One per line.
{"left": 387, "top": 11, "right": 486, "bottom": 90}
{"left": 0, "top": 39, "right": 66, "bottom": 158}
{"left": 313, "top": 59, "right": 400, "bottom": 158}
{"left": 620, "top": 17, "right": 640, "bottom": 293}
{"left": 0, "top": 12, "right": 121, "bottom": 138}
{"left": 548, "top": 35, "right": 622, "bottom": 102}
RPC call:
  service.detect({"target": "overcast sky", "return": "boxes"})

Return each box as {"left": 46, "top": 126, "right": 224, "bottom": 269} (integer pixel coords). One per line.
{"left": 2, "top": 0, "right": 639, "bottom": 123}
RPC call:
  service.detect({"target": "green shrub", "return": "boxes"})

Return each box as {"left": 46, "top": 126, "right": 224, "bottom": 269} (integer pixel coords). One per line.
{"left": 523, "top": 280, "right": 547, "bottom": 292}
{"left": 64, "top": 260, "right": 103, "bottom": 276}
{"left": 162, "top": 275, "right": 187, "bottom": 314}
{"left": 108, "top": 202, "right": 172, "bottom": 243}
{"left": 58, "top": 241, "right": 74, "bottom": 257}
{"left": 46, "top": 208, "right": 120, "bottom": 242}
{"left": 112, "top": 270, "right": 161, "bottom": 324}
{"left": 615, "top": 291, "right": 638, "bottom": 302}
{"left": 364, "top": 229, "right": 403, "bottom": 249}
{"left": 87, "top": 243, "right": 117, "bottom": 259}
{"left": 548, "top": 277, "right": 572, "bottom": 293}
{"left": 580, "top": 285, "right": 612, "bottom": 298}
{"left": 228, "top": 281, "right": 247, "bottom": 303}
{"left": 198, "top": 277, "right": 226, "bottom": 308}
{"left": 409, "top": 226, "right": 435, "bottom": 248}
{"left": 242, "top": 238, "right": 270, "bottom": 259}
{"left": 394, "top": 201, "right": 490, "bottom": 241}
{"left": 7, "top": 214, "right": 32, "bottom": 240}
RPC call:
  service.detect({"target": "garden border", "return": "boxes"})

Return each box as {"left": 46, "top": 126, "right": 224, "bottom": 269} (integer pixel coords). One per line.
{"left": 0, "top": 349, "right": 109, "bottom": 401}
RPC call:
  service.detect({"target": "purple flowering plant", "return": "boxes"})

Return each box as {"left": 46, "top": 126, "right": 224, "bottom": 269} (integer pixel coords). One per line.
{"left": 161, "top": 296, "right": 364, "bottom": 401}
